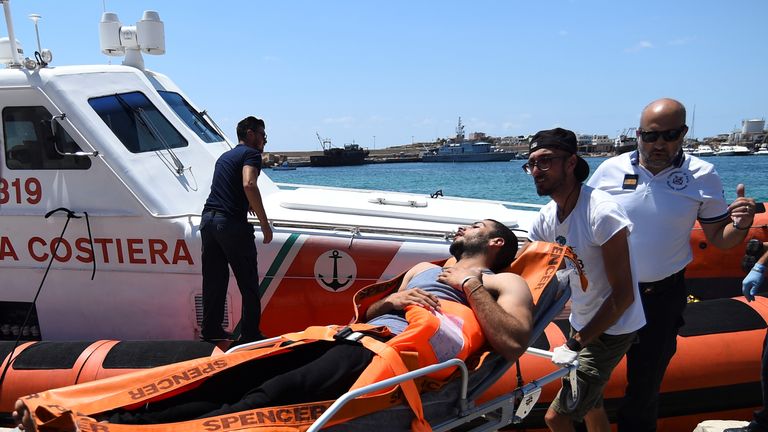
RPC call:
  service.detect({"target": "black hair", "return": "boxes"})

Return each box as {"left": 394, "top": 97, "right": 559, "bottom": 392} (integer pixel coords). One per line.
{"left": 486, "top": 219, "right": 519, "bottom": 272}
{"left": 236, "top": 116, "right": 266, "bottom": 141}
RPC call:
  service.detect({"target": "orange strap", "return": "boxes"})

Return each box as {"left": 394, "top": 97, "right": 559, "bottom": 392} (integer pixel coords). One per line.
{"left": 359, "top": 336, "right": 431, "bottom": 432}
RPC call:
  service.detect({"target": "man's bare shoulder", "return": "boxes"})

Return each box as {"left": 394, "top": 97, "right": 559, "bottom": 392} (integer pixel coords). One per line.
{"left": 485, "top": 272, "right": 532, "bottom": 297}
{"left": 396, "top": 262, "right": 441, "bottom": 291}
{"left": 486, "top": 272, "right": 527, "bottom": 287}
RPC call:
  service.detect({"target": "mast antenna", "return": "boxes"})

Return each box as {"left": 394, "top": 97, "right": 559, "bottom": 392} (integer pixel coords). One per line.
{"left": 28, "top": 13, "right": 41, "bottom": 53}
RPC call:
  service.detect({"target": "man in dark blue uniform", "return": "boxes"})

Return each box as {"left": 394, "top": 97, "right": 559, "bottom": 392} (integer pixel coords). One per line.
{"left": 200, "top": 116, "right": 272, "bottom": 344}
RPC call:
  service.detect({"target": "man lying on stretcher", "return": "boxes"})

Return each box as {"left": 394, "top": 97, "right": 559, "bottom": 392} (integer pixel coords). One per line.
{"left": 13, "top": 219, "right": 533, "bottom": 430}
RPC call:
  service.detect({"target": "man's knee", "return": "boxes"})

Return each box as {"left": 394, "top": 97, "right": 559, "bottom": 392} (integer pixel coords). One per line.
{"left": 545, "top": 408, "right": 573, "bottom": 431}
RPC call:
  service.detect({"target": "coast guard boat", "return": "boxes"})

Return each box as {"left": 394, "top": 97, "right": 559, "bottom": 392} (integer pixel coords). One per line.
{"left": 0, "top": 3, "right": 753, "bottom": 343}
{"left": 0, "top": 4, "right": 540, "bottom": 343}
{"left": 0, "top": 3, "right": 767, "bottom": 430}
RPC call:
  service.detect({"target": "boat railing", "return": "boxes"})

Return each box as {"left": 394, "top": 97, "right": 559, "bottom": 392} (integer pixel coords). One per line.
{"left": 267, "top": 218, "right": 457, "bottom": 241}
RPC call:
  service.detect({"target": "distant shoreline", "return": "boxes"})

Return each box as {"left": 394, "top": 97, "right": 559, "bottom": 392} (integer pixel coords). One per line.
{"left": 264, "top": 148, "right": 615, "bottom": 167}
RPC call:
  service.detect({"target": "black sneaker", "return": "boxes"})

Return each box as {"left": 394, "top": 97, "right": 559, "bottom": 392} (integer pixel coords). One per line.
{"left": 200, "top": 329, "right": 233, "bottom": 342}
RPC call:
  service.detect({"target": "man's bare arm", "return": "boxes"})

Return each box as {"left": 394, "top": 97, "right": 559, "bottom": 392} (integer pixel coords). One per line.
{"left": 243, "top": 165, "right": 272, "bottom": 243}
{"left": 701, "top": 218, "right": 749, "bottom": 251}
{"left": 571, "top": 227, "right": 634, "bottom": 347}
{"left": 439, "top": 269, "right": 533, "bottom": 362}
{"left": 702, "top": 184, "right": 756, "bottom": 250}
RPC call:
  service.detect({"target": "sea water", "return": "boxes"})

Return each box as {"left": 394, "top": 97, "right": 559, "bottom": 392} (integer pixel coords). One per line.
{"left": 267, "top": 156, "right": 768, "bottom": 204}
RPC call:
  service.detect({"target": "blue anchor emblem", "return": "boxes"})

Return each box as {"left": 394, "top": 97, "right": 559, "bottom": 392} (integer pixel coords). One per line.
{"left": 319, "top": 250, "right": 353, "bottom": 291}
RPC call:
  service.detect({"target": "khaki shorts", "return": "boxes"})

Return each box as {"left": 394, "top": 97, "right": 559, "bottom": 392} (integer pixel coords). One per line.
{"left": 549, "top": 330, "right": 636, "bottom": 421}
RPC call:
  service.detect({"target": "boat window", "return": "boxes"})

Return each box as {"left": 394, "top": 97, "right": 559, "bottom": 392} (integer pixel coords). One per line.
{"left": 158, "top": 91, "right": 225, "bottom": 143}
{"left": 3, "top": 106, "right": 92, "bottom": 170}
{"left": 88, "top": 91, "right": 188, "bottom": 153}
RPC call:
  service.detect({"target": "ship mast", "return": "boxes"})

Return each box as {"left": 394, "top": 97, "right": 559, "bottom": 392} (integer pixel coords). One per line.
{"left": 316, "top": 132, "right": 332, "bottom": 151}
{"left": 456, "top": 117, "right": 465, "bottom": 141}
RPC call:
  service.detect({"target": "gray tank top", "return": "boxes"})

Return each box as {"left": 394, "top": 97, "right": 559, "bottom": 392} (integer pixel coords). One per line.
{"left": 367, "top": 266, "right": 490, "bottom": 335}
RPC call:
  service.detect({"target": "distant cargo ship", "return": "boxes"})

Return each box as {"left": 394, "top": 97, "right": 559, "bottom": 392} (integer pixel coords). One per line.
{"left": 422, "top": 118, "right": 517, "bottom": 162}
{"left": 310, "top": 133, "right": 369, "bottom": 167}
{"left": 614, "top": 128, "right": 638, "bottom": 155}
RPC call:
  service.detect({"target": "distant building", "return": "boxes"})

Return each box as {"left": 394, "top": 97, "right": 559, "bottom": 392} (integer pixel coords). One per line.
{"left": 500, "top": 136, "right": 523, "bottom": 145}
{"left": 592, "top": 134, "right": 613, "bottom": 153}
{"left": 736, "top": 118, "right": 767, "bottom": 150}
{"left": 577, "top": 134, "right": 593, "bottom": 153}
{"left": 742, "top": 119, "right": 765, "bottom": 134}
{"left": 468, "top": 132, "right": 487, "bottom": 140}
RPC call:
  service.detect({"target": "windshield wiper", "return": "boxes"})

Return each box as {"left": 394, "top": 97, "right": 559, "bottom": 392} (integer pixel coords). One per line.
{"left": 114, "top": 94, "right": 186, "bottom": 175}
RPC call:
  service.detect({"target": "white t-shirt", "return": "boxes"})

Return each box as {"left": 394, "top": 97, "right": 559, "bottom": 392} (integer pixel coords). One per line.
{"left": 587, "top": 152, "right": 729, "bottom": 282}
{"left": 528, "top": 185, "right": 646, "bottom": 335}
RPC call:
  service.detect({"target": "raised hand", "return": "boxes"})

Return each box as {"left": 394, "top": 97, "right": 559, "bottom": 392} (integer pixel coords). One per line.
{"left": 728, "top": 183, "right": 756, "bottom": 230}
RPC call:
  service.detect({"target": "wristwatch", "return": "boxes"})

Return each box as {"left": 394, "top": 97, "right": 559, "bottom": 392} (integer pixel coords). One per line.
{"left": 565, "top": 337, "right": 583, "bottom": 352}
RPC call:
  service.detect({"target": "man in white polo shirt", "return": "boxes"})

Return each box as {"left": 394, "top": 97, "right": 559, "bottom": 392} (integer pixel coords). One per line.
{"left": 587, "top": 98, "right": 757, "bottom": 431}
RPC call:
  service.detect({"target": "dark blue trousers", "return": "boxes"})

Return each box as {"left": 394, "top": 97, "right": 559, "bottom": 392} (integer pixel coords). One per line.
{"left": 200, "top": 211, "right": 262, "bottom": 341}
{"left": 617, "top": 271, "right": 687, "bottom": 432}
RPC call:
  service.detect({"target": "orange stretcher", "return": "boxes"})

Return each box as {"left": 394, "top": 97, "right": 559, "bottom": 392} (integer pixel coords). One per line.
{"left": 12, "top": 241, "right": 580, "bottom": 432}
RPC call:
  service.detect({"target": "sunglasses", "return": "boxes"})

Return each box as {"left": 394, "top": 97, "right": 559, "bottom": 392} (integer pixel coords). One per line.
{"left": 250, "top": 129, "right": 267, "bottom": 139}
{"left": 522, "top": 155, "right": 568, "bottom": 175}
{"left": 637, "top": 127, "right": 686, "bottom": 143}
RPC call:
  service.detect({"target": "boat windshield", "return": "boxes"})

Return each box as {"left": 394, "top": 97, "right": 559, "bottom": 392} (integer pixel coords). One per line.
{"left": 88, "top": 91, "right": 188, "bottom": 153}
{"left": 158, "top": 91, "right": 225, "bottom": 143}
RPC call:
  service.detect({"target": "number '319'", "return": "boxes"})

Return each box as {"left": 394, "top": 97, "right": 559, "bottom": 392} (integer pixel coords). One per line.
{"left": 0, "top": 177, "right": 42, "bottom": 204}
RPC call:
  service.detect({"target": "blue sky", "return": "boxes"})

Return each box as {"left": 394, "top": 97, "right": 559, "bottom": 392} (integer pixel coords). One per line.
{"left": 4, "top": 1, "right": 767, "bottom": 151}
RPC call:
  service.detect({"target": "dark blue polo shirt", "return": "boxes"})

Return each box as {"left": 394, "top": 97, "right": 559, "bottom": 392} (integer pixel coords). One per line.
{"left": 203, "top": 144, "right": 262, "bottom": 221}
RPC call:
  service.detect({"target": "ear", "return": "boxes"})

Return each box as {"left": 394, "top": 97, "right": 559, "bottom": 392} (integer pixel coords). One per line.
{"left": 567, "top": 154, "right": 578, "bottom": 172}
{"left": 488, "top": 237, "right": 505, "bottom": 248}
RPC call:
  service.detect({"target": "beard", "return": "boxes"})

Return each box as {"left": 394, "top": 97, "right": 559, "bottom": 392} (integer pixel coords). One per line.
{"left": 534, "top": 175, "right": 565, "bottom": 197}
{"left": 449, "top": 235, "right": 487, "bottom": 261}
{"left": 535, "top": 183, "right": 553, "bottom": 196}
{"left": 639, "top": 149, "right": 675, "bottom": 171}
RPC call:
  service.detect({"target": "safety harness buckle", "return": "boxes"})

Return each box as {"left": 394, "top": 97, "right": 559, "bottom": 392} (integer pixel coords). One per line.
{"left": 334, "top": 326, "right": 365, "bottom": 343}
